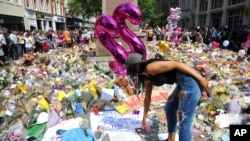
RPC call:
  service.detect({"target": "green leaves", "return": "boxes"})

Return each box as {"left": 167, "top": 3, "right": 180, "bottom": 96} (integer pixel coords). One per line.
{"left": 67, "top": 0, "right": 101, "bottom": 18}
{"left": 138, "top": 0, "right": 164, "bottom": 25}
{"left": 68, "top": 0, "right": 85, "bottom": 16}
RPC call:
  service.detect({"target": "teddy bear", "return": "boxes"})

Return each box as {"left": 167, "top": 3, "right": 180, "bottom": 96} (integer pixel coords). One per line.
{"left": 113, "top": 75, "right": 134, "bottom": 97}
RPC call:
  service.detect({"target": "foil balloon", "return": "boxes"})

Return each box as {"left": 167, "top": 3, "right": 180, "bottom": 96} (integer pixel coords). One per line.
{"left": 112, "top": 2, "right": 147, "bottom": 60}
{"left": 95, "top": 14, "right": 128, "bottom": 75}
{"left": 167, "top": 7, "right": 182, "bottom": 31}
{"left": 158, "top": 40, "right": 165, "bottom": 46}
{"left": 108, "top": 61, "right": 118, "bottom": 73}
{"left": 223, "top": 40, "right": 229, "bottom": 47}
{"left": 95, "top": 2, "right": 147, "bottom": 75}
{"left": 159, "top": 41, "right": 170, "bottom": 54}
{"left": 109, "top": 61, "right": 124, "bottom": 75}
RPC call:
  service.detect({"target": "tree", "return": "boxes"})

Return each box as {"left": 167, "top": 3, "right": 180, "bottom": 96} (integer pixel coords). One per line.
{"left": 67, "top": 0, "right": 102, "bottom": 19}
{"left": 138, "top": 0, "right": 164, "bottom": 26}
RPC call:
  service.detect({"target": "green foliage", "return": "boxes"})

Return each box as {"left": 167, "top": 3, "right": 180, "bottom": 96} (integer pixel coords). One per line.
{"left": 68, "top": 0, "right": 84, "bottom": 16}
{"left": 138, "top": 0, "right": 164, "bottom": 25}
{"left": 67, "top": 0, "right": 102, "bottom": 18}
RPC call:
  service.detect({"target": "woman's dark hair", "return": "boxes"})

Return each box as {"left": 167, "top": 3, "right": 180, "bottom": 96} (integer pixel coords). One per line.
{"left": 126, "top": 58, "right": 164, "bottom": 94}
{"left": 155, "top": 53, "right": 164, "bottom": 60}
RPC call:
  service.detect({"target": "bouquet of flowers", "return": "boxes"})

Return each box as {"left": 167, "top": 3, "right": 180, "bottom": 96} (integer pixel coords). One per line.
{"left": 212, "top": 86, "right": 230, "bottom": 97}
{"left": 23, "top": 54, "right": 35, "bottom": 66}
{"left": 206, "top": 95, "right": 225, "bottom": 115}
{"left": 0, "top": 76, "right": 9, "bottom": 92}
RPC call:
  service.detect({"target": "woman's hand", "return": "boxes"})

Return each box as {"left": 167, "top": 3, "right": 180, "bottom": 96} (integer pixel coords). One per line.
{"left": 199, "top": 77, "right": 210, "bottom": 96}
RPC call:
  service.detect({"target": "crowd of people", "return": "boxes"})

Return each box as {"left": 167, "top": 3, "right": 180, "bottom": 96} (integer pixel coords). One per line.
{"left": 1, "top": 25, "right": 250, "bottom": 67}
{"left": 0, "top": 27, "right": 95, "bottom": 66}
{"left": 144, "top": 25, "right": 250, "bottom": 58}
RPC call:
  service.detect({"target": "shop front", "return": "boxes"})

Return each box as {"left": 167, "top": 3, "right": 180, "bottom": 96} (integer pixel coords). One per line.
{"left": 0, "top": 14, "right": 25, "bottom": 32}
{"left": 53, "top": 16, "right": 66, "bottom": 30}
{"left": 66, "top": 17, "right": 83, "bottom": 29}
{"left": 26, "top": 11, "right": 37, "bottom": 31}
{"left": 36, "top": 13, "right": 53, "bottom": 31}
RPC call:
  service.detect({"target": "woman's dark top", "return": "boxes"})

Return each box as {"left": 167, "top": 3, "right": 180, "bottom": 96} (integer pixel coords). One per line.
{"left": 146, "top": 69, "right": 177, "bottom": 86}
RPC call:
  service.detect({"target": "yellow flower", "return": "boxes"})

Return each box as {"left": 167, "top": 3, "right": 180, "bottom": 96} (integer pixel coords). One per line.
{"left": 213, "top": 89, "right": 218, "bottom": 95}
{"left": 41, "top": 63, "right": 46, "bottom": 68}
{"left": 221, "top": 94, "right": 231, "bottom": 101}
{"left": 65, "top": 90, "right": 74, "bottom": 97}
{"left": 247, "top": 72, "right": 250, "bottom": 77}
{"left": 57, "top": 90, "right": 65, "bottom": 101}
{"left": 66, "top": 58, "right": 72, "bottom": 64}
{"left": 38, "top": 98, "right": 49, "bottom": 110}
{"left": 17, "top": 83, "right": 27, "bottom": 94}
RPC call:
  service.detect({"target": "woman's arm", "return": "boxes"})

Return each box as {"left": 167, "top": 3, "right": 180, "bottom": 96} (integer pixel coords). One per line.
{"left": 142, "top": 79, "right": 153, "bottom": 129}
{"left": 143, "top": 80, "right": 153, "bottom": 117}
{"left": 146, "top": 61, "right": 210, "bottom": 94}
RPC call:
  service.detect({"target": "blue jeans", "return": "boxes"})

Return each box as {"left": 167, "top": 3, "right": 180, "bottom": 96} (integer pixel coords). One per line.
{"left": 165, "top": 71, "right": 201, "bottom": 141}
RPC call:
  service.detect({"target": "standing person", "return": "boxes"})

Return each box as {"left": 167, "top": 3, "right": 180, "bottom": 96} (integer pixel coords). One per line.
{"left": 0, "top": 30, "right": 8, "bottom": 59}
{"left": 82, "top": 29, "right": 91, "bottom": 44}
{"left": 18, "top": 32, "right": 26, "bottom": 55}
{"left": 46, "top": 30, "right": 54, "bottom": 49}
{"left": 146, "top": 26, "right": 154, "bottom": 42}
{"left": 57, "top": 30, "right": 65, "bottom": 47}
{"left": 24, "top": 32, "right": 34, "bottom": 53}
{"left": 164, "top": 28, "right": 171, "bottom": 41}
{"left": 195, "top": 31, "right": 203, "bottom": 44}
{"left": 0, "top": 42, "right": 5, "bottom": 66}
{"left": 155, "top": 25, "right": 162, "bottom": 40}
{"left": 125, "top": 53, "right": 210, "bottom": 141}
{"left": 202, "top": 26, "right": 212, "bottom": 45}
{"left": 9, "top": 31, "right": 19, "bottom": 60}
{"left": 52, "top": 30, "right": 58, "bottom": 48}
{"left": 63, "top": 27, "right": 72, "bottom": 48}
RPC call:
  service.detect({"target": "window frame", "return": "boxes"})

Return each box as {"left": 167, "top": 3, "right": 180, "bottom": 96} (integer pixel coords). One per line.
{"left": 211, "top": 0, "right": 223, "bottom": 9}
{"left": 198, "top": 15, "right": 207, "bottom": 27}
{"left": 228, "top": 0, "right": 246, "bottom": 5}
{"left": 5, "top": 0, "right": 13, "bottom": 4}
{"left": 13, "top": 0, "right": 21, "bottom": 5}
{"left": 227, "top": 8, "right": 244, "bottom": 29}
{"left": 199, "top": 0, "right": 208, "bottom": 12}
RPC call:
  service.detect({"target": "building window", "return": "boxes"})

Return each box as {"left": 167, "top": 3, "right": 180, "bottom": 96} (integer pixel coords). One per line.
{"left": 60, "top": 4, "right": 64, "bottom": 16}
{"left": 46, "top": 0, "right": 50, "bottom": 12}
{"left": 52, "top": 0, "right": 55, "bottom": 14}
{"left": 34, "top": 0, "right": 37, "bottom": 10}
{"left": 199, "top": 0, "right": 208, "bottom": 12}
{"left": 211, "top": 0, "right": 223, "bottom": 9}
{"left": 198, "top": 15, "right": 206, "bottom": 27}
{"left": 228, "top": 0, "right": 246, "bottom": 5}
{"left": 41, "top": 0, "right": 43, "bottom": 11}
{"left": 227, "top": 8, "right": 244, "bottom": 29}
{"left": 56, "top": 0, "right": 60, "bottom": 15}
{"left": 26, "top": 0, "right": 30, "bottom": 7}
{"left": 5, "top": 0, "right": 13, "bottom": 3}
{"left": 14, "top": 0, "right": 20, "bottom": 5}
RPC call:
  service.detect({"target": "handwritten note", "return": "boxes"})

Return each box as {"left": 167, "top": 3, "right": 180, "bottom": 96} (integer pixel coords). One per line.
{"left": 114, "top": 89, "right": 171, "bottom": 114}
{"left": 90, "top": 108, "right": 143, "bottom": 131}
